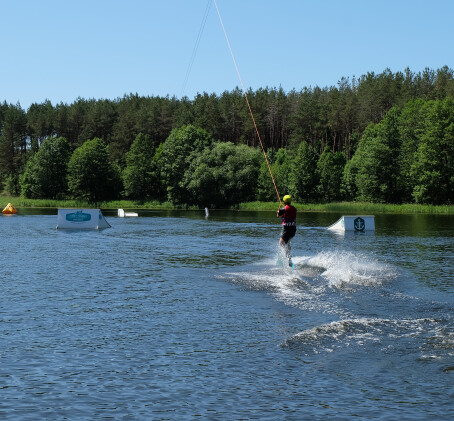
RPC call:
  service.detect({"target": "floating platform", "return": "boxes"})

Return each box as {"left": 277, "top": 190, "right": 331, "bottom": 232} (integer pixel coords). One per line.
{"left": 57, "top": 209, "right": 111, "bottom": 229}
{"left": 118, "top": 208, "right": 138, "bottom": 217}
{"left": 327, "top": 215, "right": 375, "bottom": 232}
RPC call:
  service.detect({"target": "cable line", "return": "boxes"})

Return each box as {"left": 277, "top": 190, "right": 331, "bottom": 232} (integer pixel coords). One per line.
{"left": 181, "top": 0, "right": 212, "bottom": 97}
{"left": 213, "top": 0, "right": 282, "bottom": 206}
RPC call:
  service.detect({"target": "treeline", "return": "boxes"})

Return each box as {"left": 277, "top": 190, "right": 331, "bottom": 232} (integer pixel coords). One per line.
{"left": 0, "top": 66, "right": 453, "bottom": 206}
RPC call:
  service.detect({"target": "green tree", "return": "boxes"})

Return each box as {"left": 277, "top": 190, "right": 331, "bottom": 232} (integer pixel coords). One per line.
{"left": 289, "top": 141, "right": 318, "bottom": 202}
{"left": 410, "top": 98, "right": 454, "bottom": 204}
{"left": 123, "top": 133, "right": 162, "bottom": 200}
{"left": 158, "top": 125, "right": 214, "bottom": 205}
{"left": 256, "top": 159, "right": 276, "bottom": 202}
{"left": 67, "top": 137, "right": 121, "bottom": 202}
{"left": 79, "top": 99, "right": 118, "bottom": 144}
{"left": 21, "top": 136, "right": 70, "bottom": 199}
{"left": 109, "top": 94, "right": 177, "bottom": 165}
{"left": 0, "top": 103, "right": 27, "bottom": 194}
{"left": 27, "top": 100, "right": 55, "bottom": 152}
{"left": 185, "top": 142, "right": 261, "bottom": 208}
{"left": 192, "top": 92, "right": 221, "bottom": 138}
{"left": 354, "top": 135, "right": 390, "bottom": 202}
{"left": 353, "top": 108, "right": 402, "bottom": 203}
{"left": 256, "top": 149, "right": 292, "bottom": 202}
{"left": 342, "top": 154, "right": 360, "bottom": 200}
{"left": 217, "top": 88, "right": 246, "bottom": 144}
{"left": 61, "top": 98, "right": 90, "bottom": 147}
{"left": 317, "top": 149, "right": 346, "bottom": 202}
{"left": 397, "top": 99, "right": 428, "bottom": 202}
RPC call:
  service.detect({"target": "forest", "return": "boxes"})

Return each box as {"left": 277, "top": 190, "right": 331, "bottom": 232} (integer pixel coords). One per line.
{"left": 0, "top": 66, "right": 453, "bottom": 207}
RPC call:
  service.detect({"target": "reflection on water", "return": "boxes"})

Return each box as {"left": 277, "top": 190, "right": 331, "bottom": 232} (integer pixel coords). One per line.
{"left": 0, "top": 210, "right": 453, "bottom": 420}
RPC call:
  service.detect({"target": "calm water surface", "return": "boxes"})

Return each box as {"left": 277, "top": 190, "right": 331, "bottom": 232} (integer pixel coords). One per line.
{"left": 0, "top": 210, "right": 453, "bottom": 420}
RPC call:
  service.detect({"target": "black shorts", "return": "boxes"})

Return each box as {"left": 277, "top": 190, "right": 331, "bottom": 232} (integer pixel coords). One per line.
{"left": 281, "top": 226, "right": 296, "bottom": 243}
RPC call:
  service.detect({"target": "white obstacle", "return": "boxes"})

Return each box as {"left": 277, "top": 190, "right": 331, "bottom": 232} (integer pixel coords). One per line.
{"left": 118, "top": 208, "right": 138, "bottom": 217}
{"left": 327, "top": 215, "right": 375, "bottom": 232}
{"left": 57, "top": 209, "right": 111, "bottom": 229}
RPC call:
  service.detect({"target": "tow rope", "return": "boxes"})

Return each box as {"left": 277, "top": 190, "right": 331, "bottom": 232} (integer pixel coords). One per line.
{"left": 213, "top": 0, "right": 282, "bottom": 206}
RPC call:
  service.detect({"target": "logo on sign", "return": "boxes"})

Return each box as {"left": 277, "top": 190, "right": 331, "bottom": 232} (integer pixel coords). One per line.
{"left": 66, "top": 211, "right": 91, "bottom": 223}
{"left": 354, "top": 217, "right": 365, "bottom": 231}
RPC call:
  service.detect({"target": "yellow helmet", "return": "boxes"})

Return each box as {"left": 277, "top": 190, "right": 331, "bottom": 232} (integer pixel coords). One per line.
{"left": 283, "top": 195, "right": 292, "bottom": 204}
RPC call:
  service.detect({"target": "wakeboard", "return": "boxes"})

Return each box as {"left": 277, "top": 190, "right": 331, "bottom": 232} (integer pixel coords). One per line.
{"left": 276, "top": 256, "right": 295, "bottom": 270}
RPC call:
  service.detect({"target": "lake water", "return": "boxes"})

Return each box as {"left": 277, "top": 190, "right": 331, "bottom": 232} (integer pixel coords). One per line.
{"left": 0, "top": 209, "right": 453, "bottom": 420}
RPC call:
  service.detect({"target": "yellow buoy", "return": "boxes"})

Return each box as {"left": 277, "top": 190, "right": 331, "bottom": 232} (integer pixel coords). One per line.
{"left": 2, "top": 203, "right": 18, "bottom": 215}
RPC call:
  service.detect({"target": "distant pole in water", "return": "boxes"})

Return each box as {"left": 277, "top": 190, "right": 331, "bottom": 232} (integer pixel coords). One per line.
{"left": 205, "top": 207, "right": 209, "bottom": 218}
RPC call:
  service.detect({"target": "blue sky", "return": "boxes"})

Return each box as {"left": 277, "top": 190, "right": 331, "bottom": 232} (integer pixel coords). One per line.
{"left": 1, "top": 0, "right": 452, "bottom": 110}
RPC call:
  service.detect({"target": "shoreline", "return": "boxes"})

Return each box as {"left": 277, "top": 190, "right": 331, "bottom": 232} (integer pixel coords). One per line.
{"left": 1, "top": 197, "right": 453, "bottom": 215}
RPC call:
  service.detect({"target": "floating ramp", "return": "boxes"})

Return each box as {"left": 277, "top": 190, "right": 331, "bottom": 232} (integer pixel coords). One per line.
{"left": 327, "top": 215, "right": 375, "bottom": 232}
{"left": 118, "top": 209, "right": 138, "bottom": 217}
{"left": 57, "top": 209, "right": 111, "bottom": 229}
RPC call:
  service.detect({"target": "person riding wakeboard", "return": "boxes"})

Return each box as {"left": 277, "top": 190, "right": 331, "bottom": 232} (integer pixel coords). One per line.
{"left": 277, "top": 195, "right": 297, "bottom": 267}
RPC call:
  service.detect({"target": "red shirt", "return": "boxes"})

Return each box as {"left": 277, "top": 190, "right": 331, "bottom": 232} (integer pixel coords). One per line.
{"left": 279, "top": 204, "right": 297, "bottom": 226}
